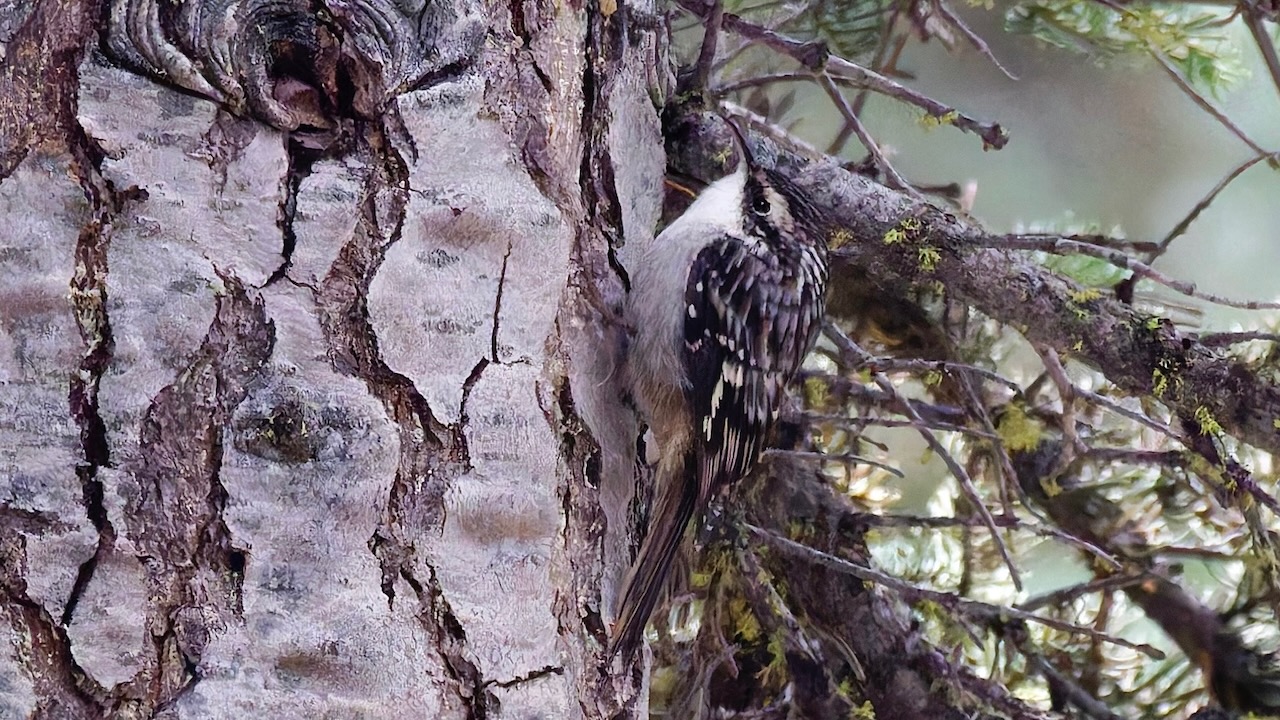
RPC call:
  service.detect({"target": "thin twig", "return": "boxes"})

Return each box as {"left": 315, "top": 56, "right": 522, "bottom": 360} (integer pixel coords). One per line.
{"left": 719, "top": 101, "right": 829, "bottom": 162}
{"left": 716, "top": 71, "right": 813, "bottom": 95}
{"left": 1077, "top": 387, "right": 1184, "bottom": 442}
{"left": 1018, "top": 574, "right": 1148, "bottom": 612}
{"left": 857, "top": 512, "right": 1123, "bottom": 571}
{"left": 1242, "top": 1, "right": 1280, "bottom": 102}
{"left": 795, "top": 369, "right": 971, "bottom": 424}
{"left": 858, "top": 512, "right": 1022, "bottom": 529}
{"left": 1197, "top": 330, "right": 1280, "bottom": 347}
{"left": 693, "top": 0, "right": 724, "bottom": 92}
{"left": 1084, "top": 447, "right": 1187, "bottom": 466}
{"left": 763, "top": 447, "right": 906, "bottom": 477}
{"left": 792, "top": 412, "right": 997, "bottom": 439}
{"left": 712, "top": 0, "right": 816, "bottom": 74}
{"left": 850, "top": 5, "right": 903, "bottom": 118}
{"left": 748, "top": 524, "right": 1165, "bottom": 658}
{"left": 992, "top": 233, "right": 1280, "bottom": 310}
{"left": 1148, "top": 44, "right": 1270, "bottom": 156}
{"left": 1032, "top": 524, "right": 1124, "bottom": 569}
{"left": 816, "top": 72, "right": 919, "bottom": 195}
{"left": 825, "top": 322, "right": 1024, "bottom": 591}
{"left": 1035, "top": 344, "right": 1086, "bottom": 458}
{"left": 934, "top": 0, "right": 1019, "bottom": 80}
{"left": 862, "top": 357, "right": 1024, "bottom": 393}
{"left": 1024, "top": 650, "right": 1125, "bottom": 720}
{"left": 680, "top": 0, "right": 1009, "bottom": 149}
{"left": 825, "top": 54, "right": 1008, "bottom": 149}
{"left": 955, "top": 373, "right": 1019, "bottom": 517}
{"left": 1150, "top": 152, "right": 1277, "bottom": 261}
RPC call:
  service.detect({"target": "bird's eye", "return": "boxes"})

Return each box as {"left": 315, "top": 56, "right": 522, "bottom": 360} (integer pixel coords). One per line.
{"left": 751, "top": 196, "right": 771, "bottom": 216}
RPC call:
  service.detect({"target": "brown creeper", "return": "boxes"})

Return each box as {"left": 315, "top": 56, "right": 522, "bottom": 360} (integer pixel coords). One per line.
{"left": 612, "top": 136, "right": 830, "bottom": 658}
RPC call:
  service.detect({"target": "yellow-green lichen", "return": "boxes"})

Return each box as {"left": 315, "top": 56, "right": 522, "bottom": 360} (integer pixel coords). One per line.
{"left": 728, "top": 598, "right": 762, "bottom": 643}
{"left": 851, "top": 700, "right": 877, "bottom": 719}
{"left": 1151, "top": 356, "right": 1183, "bottom": 399}
{"left": 1194, "top": 405, "right": 1223, "bottom": 436}
{"left": 997, "top": 403, "right": 1044, "bottom": 452}
{"left": 918, "top": 246, "right": 941, "bottom": 272}
{"left": 1152, "top": 368, "right": 1169, "bottom": 398}
{"left": 1068, "top": 288, "right": 1103, "bottom": 303}
{"left": 829, "top": 228, "right": 854, "bottom": 250}
{"left": 883, "top": 217, "right": 923, "bottom": 245}
{"left": 1066, "top": 287, "right": 1103, "bottom": 321}
{"left": 919, "top": 110, "right": 960, "bottom": 130}
{"left": 1040, "top": 475, "right": 1064, "bottom": 498}
{"left": 804, "top": 376, "right": 830, "bottom": 408}
{"left": 758, "top": 633, "right": 788, "bottom": 685}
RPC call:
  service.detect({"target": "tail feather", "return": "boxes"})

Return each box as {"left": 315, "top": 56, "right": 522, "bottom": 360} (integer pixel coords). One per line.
{"left": 610, "top": 461, "right": 700, "bottom": 659}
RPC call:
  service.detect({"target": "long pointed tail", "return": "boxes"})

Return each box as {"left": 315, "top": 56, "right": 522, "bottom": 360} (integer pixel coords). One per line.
{"left": 610, "top": 458, "right": 699, "bottom": 659}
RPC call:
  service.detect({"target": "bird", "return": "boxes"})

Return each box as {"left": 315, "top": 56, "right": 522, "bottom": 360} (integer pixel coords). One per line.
{"left": 612, "top": 125, "right": 830, "bottom": 658}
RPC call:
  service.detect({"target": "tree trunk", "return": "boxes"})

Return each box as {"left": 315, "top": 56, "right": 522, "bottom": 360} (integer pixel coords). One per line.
{"left": 0, "top": 0, "right": 656, "bottom": 716}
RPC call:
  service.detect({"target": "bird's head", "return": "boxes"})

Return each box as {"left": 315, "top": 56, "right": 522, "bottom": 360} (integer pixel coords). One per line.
{"left": 725, "top": 122, "right": 827, "bottom": 253}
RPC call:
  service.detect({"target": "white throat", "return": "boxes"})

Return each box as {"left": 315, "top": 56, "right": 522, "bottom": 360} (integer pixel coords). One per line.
{"left": 673, "top": 163, "right": 747, "bottom": 234}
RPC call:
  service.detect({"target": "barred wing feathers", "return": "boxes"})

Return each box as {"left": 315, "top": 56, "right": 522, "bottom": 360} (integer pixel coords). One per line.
{"left": 683, "top": 234, "right": 827, "bottom": 505}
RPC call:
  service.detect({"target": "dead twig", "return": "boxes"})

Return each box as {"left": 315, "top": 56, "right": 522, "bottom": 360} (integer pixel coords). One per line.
{"left": 749, "top": 524, "right": 1165, "bottom": 658}
{"left": 1150, "top": 151, "right": 1278, "bottom": 262}
{"left": 825, "top": 322, "right": 1025, "bottom": 592}
{"left": 991, "top": 233, "right": 1280, "bottom": 311}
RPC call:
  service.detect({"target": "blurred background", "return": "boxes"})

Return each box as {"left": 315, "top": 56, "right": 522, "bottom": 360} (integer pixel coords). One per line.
{"left": 792, "top": 2, "right": 1280, "bottom": 327}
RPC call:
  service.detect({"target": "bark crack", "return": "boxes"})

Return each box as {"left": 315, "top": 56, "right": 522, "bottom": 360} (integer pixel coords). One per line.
{"left": 460, "top": 357, "right": 490, "bottom": 436}
{"left": 486, "top": 664, "right": 566, "bottom": 689}
{"left": 400, "top": 564, "right": 494, "bottom": 720}
{"left": 490, "top": 241, "right": 513, "bottom": 362}
{"left": 264, "top": 137, "right": 320, "bottom": 287}
{"left": 319, "top": 122, "right": 491, "bottom": 717}
{"left": 63, "top": 144, "right": 122, "bottom": 628}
